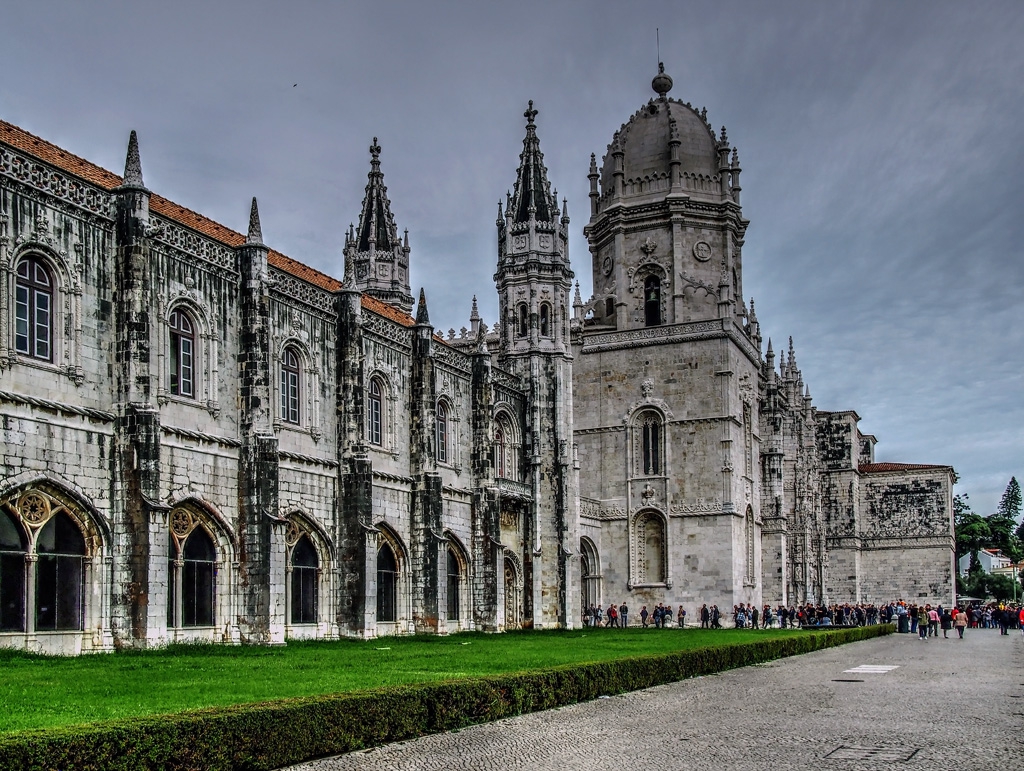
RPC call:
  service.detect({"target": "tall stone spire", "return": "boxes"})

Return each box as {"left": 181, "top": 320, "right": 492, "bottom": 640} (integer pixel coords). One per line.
{"left": 122, "top": 130, "right": 145, "bottom": 189}
{"left": 246, "top": 197, "right": 263, "bottom": 245}
{"left": 344, "top": 137, "right": 414, "bottom": 313}
{"left": 510, "top": 101, "right": 555, "bottom": 224}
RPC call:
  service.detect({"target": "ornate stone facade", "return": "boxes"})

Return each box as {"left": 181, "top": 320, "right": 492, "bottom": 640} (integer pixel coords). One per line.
{"left": 0, "top": 67, "right": 953, "bottom": 654}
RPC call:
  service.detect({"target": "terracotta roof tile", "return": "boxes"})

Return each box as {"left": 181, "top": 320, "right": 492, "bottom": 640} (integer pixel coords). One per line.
{"left": 1, "top": 118, "right": 456, "bottom": 343}
{"left": 859, "top": 462, "right": 949, "bottom": 474}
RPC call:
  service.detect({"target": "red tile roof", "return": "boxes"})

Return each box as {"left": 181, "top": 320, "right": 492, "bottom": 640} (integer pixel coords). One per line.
{"left": 859, "top": 462, "right": 949, "bottom": 474}
{"left": 1, "top": 118, "right": 345, "bottom": 296}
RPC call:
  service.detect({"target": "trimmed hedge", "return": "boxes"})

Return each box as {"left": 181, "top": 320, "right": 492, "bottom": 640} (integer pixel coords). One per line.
{"left": 0, "top": 625, "right": 891, "bottom": 771}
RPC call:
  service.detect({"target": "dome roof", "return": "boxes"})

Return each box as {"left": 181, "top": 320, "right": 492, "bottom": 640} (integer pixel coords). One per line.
{"left": 600, "top": 76, "right": 721, "bottom": 197}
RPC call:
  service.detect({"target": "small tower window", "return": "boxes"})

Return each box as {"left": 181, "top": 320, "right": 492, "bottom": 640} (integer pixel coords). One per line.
{"left": 644, "top": 276, "right": 661, "bottom": 327}
{"left": 605, "top": 298, "right": 615, "bottom": 320}
{"left": 540, "top": 304, "right": 551, "bottom": 337}
{"left": 517, "top": 304, "right": 529, "bottom": 338}
{"left": 634, "top": 410, "right": 664, "bottom": 477}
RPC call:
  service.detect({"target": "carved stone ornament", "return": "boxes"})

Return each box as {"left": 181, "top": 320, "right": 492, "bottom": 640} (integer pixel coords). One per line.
{"left": 538, "top": 234, "right": 551, "bottom": 249}
{"left": 171, "top": 508, "right": 193, "bottom": 537}
{"left": 692, "top": 241, "right": 713, "bottom": 262}
{"left": 640, "top": 236, "right": 657, "bottom": 255}
{"left": 602, "top": 255, "right": 614, "bottom": 276}
{"left": 641, "top": 378, "right": 654, "bottom": 398}
{"left": 18, "top": 491, "right": 50, "bottom": 524}
{"left": 641, "top": 483, "right": 656, "bottom": 505}
{"left": 285, "top": 518, "right": 302, "bottom": 546}
{"left": 513, "top": 235, "right": 527, "bottom": 252}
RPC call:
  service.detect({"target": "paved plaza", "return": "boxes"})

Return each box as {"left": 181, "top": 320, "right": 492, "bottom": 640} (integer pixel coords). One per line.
{"left": 291, "top": 630, "right": 1024, "bottom": 770}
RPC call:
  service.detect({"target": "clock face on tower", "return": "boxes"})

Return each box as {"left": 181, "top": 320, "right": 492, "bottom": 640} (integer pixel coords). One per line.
{"left": 602, "top": 255, "right": 614, "bottom": 276}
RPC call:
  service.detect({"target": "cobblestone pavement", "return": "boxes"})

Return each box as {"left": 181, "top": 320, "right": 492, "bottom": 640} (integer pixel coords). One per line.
{"left": 290, "top": 630, "right": 1024, "bottom": 770}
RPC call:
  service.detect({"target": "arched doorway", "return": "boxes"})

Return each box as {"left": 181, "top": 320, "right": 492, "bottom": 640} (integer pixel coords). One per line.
{"left": 503, "top": 555, "right": 521, "bottom": 629}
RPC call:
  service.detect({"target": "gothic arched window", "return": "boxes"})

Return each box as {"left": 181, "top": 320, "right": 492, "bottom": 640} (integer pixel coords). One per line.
{"left": 494, "top": 413, "right": 517, "bottom": 479}
{"left": 181, "top": 527, "right": 216, "bottom": 627}
{"left": 35, "top": 512, "right": 85, "bottom": 631}
{"left": 290, "top": 535, "right": 318, "bottom": 625}
{"left": 280, "top": 347, "right": 301, "bottom": 425}
{"left": 367, "top": 377, "right": 384, "bottom": 446}
{"left": 168, "top": 308, "right": 196, "bottom": 398}
{"left": 15, "top": 256, "right": 53, "bottom": 361}
{"left": 436, "top": 400, "right": 450, "bottom": 464}
{"left": 377, "top": 543, "right": 398, "bottom": 623}
{"left": 0, "top": 510, "right": 27, "bottom": 632}
{"left": 644, "top": 275, "right": 661, "bottom": 327}
{"left": 517, "top": 304, "right": 529, "bottom": 338}
{"left": 540, "top": 304, "right": 551, "bottom": 337}
{"left": 745, "top": 506, "right": 756, "bottom": 585}
{"left": 635, "top": 411, "right": 664, "bottom": 477}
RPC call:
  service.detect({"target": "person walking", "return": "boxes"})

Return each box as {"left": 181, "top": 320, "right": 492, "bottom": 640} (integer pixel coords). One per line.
{"left": 953, "top": 607, "right": 967, "bottom": 639}
{"left": 640, "top": 605, "right": 649, "bottom": 628}
{"left": 700, "top": 604, "right": 709, "bottom": 629}
{"left": 940, "top": 608, "right": 952, "bottom": 638}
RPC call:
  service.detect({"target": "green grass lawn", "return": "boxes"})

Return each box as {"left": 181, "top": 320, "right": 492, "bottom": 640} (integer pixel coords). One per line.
{"left": 0, "top": 628, "right": 808, "bottom": 733}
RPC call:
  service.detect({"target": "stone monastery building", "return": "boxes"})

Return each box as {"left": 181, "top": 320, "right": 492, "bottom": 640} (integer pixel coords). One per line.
{"left": 0, "top": 67, "right": 955, "bottom": 653}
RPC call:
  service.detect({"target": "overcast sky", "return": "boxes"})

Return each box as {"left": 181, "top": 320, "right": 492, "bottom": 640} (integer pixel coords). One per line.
{"left": 2, "top": 1, "right": 1021, "bottom": 515}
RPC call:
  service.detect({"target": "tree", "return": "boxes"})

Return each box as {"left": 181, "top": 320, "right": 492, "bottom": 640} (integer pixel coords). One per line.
{"left": 986, "top": 509, "right": 1023, "bottom": 563}
{"left": 954, "top": 494, "right": 990, "bottom": 561}
{"left": 997, "top": 477, "right": 1024, "bottom": 539}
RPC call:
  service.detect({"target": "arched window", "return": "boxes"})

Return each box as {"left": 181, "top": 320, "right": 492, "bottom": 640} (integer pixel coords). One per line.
{"left": 35, "top": 512, "right": 85, "bottom": 631}
{"left": 180, "top": 527, "right": 216, "bottom": 627}
{"left": 539, "top": 304, "right": 551, "bottom": 337}
{"left": 636, "top": 512, "right": 665, "bottom": 584}
{"left": 281, "top": 347, "right": 301, "bottom": 425}
{"left": 436, "top": 400, "right": 450, "bottom": 464}
{"left": 580, "top": 537, "right": 601, "bottom": 612}
{"left": 446, "top": 546, "right": 462, "bottom": 621}
{"left": 377, "top": 543, "right": 398, "bottom": 623}
{"left": 367, "top": 377, "right": 384, "bottom": 445}
{"left": 15, "top": 256, "right": 53, "bottom": 361}
{"left": 635, "top": 411, "right": 663, "bottom": 476}
{"left": 644, "top": 275, "right": 661, "bottom": 327}
{"left": 516, "top": 304, "right": 529, "bottom": 338}
{"left": 290, "top": 535, "right": 318, "bottom": 625}
{"left": 0, "top": 510, "right": 27, "bottom": 632}
{"left": 169, "top": 308, "right": 195, "bottom": 398}
{"left": 503, "top": 556, "right": 520, "bottom": 629}
{"left": 494, "top": 413, "right": 517, "bottom": 479}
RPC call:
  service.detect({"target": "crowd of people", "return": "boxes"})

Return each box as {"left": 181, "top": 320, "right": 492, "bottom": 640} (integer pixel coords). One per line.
{"left": 581, "top": 599, "right": 1024, "bottom": 633}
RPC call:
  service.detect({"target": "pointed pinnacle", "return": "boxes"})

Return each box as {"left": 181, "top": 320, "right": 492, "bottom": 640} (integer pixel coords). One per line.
{"left": 416, "top": 288, "right": 430, "bottom": 325}
{"left": 122, "top": 130, "right": 145, "bottom": 188}
{"left": 246, "top": 197, "right": 263, "bottom": 244}
{"left": 470, "top": 295, "right": 479, "bottom": 320}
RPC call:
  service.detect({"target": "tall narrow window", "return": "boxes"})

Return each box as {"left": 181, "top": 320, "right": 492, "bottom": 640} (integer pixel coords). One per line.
{"left": 637, "top": 513, "right": 665, "bottom": 584}
{"left": 436, "top": 401, "right": 449, "bottom": 464}
{"left": 281, "top": 348, "right": 301, "bottom": 425}
{"left": 290, "top": 535, "right": 318, "bottom": 625}
{"left": 182, "top": 527, "right": 215, "bottom": 627}
{"left": 35, "top": 512, "right": 85, "bottom": 631}
{"left": 169, "top": 309, "right": 195, "bottom": 398}
{"left": 637, "top": 412, "right": 663, "bottom": 476}
{"left": 15, "top": 257, "right": 53, "bottom": 361}
{"left": 367, "top": 378, "right": 383, "bottom": 445}
{"left": 0, "top": 511, "right": 26, "bottom": 632}
{"left": 644, "top": 275, "right": 661, "bottom": 327}
{"left": 745, "top": 506, "right": 756, "bottom": 584}
{"left": 495, "top": 423, "right": 508, "bottom": 478}
{"left": 377, "top": 543, "right": 398, "bottom": 623}
{"left": 517, "top": 304, "right": 529, "bottom": 338}
{"left": 446, "top": 547, "right": 461, "bottom": 621}
{"left": 539, "top": 304, "right": 551, "bottom": 337}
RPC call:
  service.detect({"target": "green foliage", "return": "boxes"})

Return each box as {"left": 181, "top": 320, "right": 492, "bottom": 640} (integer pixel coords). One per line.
{"left": 985, "top": 572, "right": 1021, "bottom": 602}
{"left": 0, "top": 629, "right": 810, "bottom": 733}
{"left": 0, "top": 626, "right": 890, "bottom": 771}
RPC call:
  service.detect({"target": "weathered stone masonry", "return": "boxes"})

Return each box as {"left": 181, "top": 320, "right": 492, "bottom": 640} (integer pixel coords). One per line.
{"left": 0, "top": 67, "right": 955, "bottom": 655}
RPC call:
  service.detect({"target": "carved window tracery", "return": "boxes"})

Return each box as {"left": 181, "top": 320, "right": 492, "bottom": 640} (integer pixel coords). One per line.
{"left": 634, "top": 510, "right": 666, "bottom": 585}
{"left": 280, "top": 346, "right": 301, "bottom": 425}
{"left": 167, "top": 502, "right": 232, "bottom": 631}
{"left": 494, "top": 411, "right": 520, "bottom": 480}
{"left": 633, "top": 410, "right": 664, "bottom": 477}
{"left": 160, "top": 299, "right": 219, "bottom": 415}
{"left": 14, "top": 256, "right": 52, "bottom": 361}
